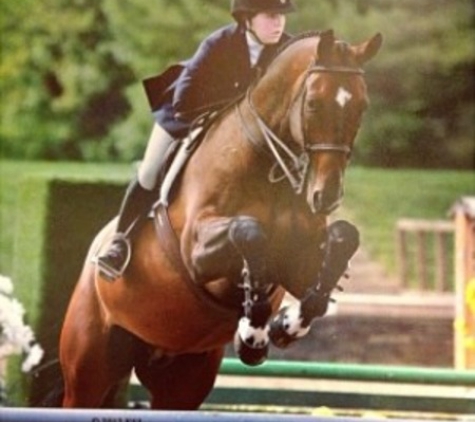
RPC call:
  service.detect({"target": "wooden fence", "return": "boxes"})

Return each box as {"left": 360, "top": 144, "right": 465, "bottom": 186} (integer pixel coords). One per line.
{"left": 396, "top": 218, "right": 455, "bottom": 291}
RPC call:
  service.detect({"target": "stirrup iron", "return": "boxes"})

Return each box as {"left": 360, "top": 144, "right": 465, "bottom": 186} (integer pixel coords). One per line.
{"left": 95, "top": 234, "right": 132, "bottom": 282}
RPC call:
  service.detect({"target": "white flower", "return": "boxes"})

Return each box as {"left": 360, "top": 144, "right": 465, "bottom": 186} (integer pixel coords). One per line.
{"left": 0, "top": 274, "right": 43, "bottom": 374}
{"left": 21, "top": 344, "right": 44, "bottom": 373}
{"left": 0, "top": 342, "right": 19, "bottom": 358}
{"left": 0, "top": 275, "right": 13, "bottom": 296}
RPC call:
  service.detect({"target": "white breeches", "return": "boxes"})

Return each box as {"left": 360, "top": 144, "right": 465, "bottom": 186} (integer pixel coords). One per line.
{"left": 137, "top": 123, "right": 174, "bottom": 191}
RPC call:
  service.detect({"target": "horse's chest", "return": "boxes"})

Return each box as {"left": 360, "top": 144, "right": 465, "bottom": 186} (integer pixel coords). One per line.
{"left": 266, "top": 209, "right": 324, "bottom": 281}
{"left": 271, "top": 209, "right": 321, "bottom": 245}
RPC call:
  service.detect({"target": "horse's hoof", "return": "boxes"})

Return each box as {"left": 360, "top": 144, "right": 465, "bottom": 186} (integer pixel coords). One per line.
{"left": 269, "top": 313, "right": 299, "bottom": 349}
{"left": 269, "top": 307, "right": 310, "bottom": 349}
{"left": 233, "top": 331, "right": 268, "bottom": 366}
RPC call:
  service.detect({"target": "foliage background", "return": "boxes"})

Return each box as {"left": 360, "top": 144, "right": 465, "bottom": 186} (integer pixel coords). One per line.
{"left": 0, "top": 0, "right": 474, "bottom": 168}
{"left": 0, "top": 3, "right": 473, "bottom": 396}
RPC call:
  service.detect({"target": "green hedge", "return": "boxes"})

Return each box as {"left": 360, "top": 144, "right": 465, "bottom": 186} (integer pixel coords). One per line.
{"left": 9, "top": 176, "right": 126, "bottom": 405}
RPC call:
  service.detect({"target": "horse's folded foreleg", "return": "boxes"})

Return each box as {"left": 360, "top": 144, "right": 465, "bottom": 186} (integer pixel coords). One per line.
{"left": 190, "top": 215, "right": 272, "bottom": 365}
{"left": 228, "top": 216, "right": 272, "bottom": 366}
{"left": 270, "top": 220, "right": 360, "bottom": 348}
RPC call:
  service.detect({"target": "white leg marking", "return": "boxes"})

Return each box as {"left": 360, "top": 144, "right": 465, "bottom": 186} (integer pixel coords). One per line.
{"left": 336, "top": 87, "right": 352, "bottom": 108}
{"left": 238, "top": 317, "right": 269, "bottom": 348}
{"left": 282, "top": 304, "right": 310, "bottom": 338}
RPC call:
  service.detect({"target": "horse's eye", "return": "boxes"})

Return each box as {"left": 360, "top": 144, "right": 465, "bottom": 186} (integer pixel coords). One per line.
{"left": 306, "top": 98, "right": 322, "bottom": 113}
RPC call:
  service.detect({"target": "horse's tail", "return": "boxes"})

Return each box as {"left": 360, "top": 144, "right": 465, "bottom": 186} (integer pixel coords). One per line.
{"left": 27, "top": 359, "right": 64, "bottom": 407}
{"left": 36, "top": 375, "right": 64, "bottom": 407}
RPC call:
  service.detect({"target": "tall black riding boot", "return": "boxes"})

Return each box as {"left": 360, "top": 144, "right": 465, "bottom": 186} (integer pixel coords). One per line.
{"left": 97, "top": 179, "right": 156, "bottom": 281}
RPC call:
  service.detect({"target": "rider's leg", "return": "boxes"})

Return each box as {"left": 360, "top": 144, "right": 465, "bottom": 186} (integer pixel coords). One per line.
{"left": 97, "top": 124, "right": 174, "bottom": 281}
{"left": 137, "top": 124, "right": 175, "bottom": 191}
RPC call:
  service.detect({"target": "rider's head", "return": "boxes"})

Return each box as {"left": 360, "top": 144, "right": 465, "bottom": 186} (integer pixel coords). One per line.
{"left": 231, "top": 0, "right": 296, "bottom": 45}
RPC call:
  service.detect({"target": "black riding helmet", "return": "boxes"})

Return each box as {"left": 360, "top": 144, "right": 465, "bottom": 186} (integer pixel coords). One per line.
{"left": 231, "top": 0, "right": 296, "bottom": 22}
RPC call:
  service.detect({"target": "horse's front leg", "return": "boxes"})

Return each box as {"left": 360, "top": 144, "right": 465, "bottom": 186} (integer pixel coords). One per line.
{"left": 228, "top": 216, "right": 272, "bottom": 366}
{"left": 269, "top": 220, "right": 360, "bottom": 348}
{"left": 190, "top": 215, "right": 272, "bottom": 366}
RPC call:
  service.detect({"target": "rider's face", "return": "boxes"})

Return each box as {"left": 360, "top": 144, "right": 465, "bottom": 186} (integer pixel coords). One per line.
{"left": 248, "top": 12, "right": 286, "bottom": 45}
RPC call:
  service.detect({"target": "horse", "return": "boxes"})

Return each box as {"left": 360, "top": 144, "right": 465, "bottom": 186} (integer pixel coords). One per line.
{"left": 59, "top": 29, "right": 382, "bottom": 409}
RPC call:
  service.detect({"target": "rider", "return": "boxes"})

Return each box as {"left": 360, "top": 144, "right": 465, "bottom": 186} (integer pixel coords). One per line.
{"left": 97, "top": 0, "right": 296, "bottom": 281}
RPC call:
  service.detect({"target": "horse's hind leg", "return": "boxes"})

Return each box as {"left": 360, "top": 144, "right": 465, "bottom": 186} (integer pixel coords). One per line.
{"left": 135, "top": 348, "right": 224, "bottom": 410}
{"left": 60, "top": 271, "right": 138, "bottom": 407}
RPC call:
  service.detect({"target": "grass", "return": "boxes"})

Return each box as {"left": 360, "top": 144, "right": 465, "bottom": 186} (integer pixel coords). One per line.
{"left": 0, "top": 160, "right": 132, "bottom": 275}
{"left": 340, "top": 167, "right": 474, "bottom": 285}
{"left": 0, "top": 160, "right": 474, "bottom": 287}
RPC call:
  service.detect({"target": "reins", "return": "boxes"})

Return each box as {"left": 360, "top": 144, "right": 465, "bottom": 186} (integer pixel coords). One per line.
{"left": 241, "top": 88, "right": 311, "bottom": 194}
{"left": 237, "top": 50, "right": 364, "bottom": 195}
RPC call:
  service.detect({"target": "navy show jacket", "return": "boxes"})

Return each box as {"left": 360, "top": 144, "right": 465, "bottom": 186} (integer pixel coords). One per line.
{"left": 145, "top": 23, "right": 291, "bottom": 138}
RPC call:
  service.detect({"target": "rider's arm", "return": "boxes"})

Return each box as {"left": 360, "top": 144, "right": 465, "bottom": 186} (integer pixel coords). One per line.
{"left": 172, "top": 25, "right": 246, "bottom": 122}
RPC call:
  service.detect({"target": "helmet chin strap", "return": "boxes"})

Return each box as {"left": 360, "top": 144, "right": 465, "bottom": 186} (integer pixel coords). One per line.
{"left": 246, "top": 20, "right": 266, "bottom": 45}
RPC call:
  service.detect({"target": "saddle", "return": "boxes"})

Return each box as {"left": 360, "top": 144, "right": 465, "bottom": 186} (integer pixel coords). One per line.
{"left": 155, "top": 110, "right": 214, "bottom": 208}
{"left": 154, "top": 91, "right": 243, "bottom": 208}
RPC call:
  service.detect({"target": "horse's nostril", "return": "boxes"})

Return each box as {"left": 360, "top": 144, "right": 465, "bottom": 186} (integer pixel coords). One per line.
{"left": 308, "top": 186, "right": 343, "bottom": 215}
{"left": 308, "top": 190, "right": 322, "bottom": 214}
{"left": 313, "top": 190, "right": 322, "bottom": 205}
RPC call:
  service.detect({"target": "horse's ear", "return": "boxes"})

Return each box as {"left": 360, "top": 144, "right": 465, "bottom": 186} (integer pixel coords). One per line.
{"left": 316, "top": 29, "right": 335, "bottom": 63}
{"left": 354, "top": 33, "right": 383, "bottom": 65}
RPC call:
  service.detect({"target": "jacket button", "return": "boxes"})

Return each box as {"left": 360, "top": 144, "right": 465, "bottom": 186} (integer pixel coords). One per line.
{"left": 234, "top": 82, "right": 240, "bottom": 88}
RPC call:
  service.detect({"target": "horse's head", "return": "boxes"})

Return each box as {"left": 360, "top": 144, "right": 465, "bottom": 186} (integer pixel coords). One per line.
{"left": 285, "top": 30, "right": 382, "bottom": 214}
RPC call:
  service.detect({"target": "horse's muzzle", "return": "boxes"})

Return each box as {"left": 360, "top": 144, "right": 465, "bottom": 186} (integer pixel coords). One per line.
{"left": 307, "top": 173, "right": 343, "bottom": 215}
{"left": 308, "top": 190, "right": 342, "bottom": 214}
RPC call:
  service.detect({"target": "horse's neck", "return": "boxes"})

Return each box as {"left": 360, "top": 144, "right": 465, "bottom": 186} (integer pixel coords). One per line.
{"left": 251, "top": 44, "right": 312, "bottom": 130}
{"left": 251, "top": 72, "right": 294, "bottom": 130}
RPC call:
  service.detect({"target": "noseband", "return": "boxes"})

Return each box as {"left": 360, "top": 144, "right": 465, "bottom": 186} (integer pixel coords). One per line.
{"left": 238, "top": 63, "right": 364, "bottom": 194}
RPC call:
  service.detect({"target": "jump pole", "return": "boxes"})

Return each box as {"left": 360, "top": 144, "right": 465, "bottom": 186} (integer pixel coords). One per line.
{"left": 219, "top": 358, "right": 475, "bottom": 386}
{"left": 0, "top": 408, "right": 417, "bottom": 422}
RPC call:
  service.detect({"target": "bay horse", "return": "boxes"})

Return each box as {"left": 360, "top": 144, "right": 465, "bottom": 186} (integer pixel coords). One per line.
{"left": 59, "top": 29, "right": 382, "bottom": 409}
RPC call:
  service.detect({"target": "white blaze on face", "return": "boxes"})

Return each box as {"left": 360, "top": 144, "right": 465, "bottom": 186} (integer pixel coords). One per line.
{"left": 336, "top": 87, "right": 352, "bottom": 108}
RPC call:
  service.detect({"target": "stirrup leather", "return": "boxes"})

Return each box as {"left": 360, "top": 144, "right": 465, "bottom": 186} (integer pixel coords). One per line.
{"left": 95, "top": 234, "right": 132, "bottom": 282}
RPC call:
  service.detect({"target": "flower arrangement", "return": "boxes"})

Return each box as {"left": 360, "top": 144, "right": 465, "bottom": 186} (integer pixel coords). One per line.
{"left": 0, "top": 275, "right": 44, "bottom": 375}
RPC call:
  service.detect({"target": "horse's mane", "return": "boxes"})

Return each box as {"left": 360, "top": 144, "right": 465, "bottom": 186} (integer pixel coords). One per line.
{"left": 269, "top": 30, "right": 355, "bottom": 70}
{"left": 275, "top": 30, "right": 322, "bottom": 59}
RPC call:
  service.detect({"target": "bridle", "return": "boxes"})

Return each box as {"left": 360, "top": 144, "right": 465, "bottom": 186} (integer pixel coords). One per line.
{"left": 238, "top": 62, "right": 365, "bottom": 195}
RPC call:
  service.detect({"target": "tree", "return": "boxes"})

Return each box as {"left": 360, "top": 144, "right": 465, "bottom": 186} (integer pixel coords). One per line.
{"left": 0, "top": 0, "right": 134, "bottom": 160}
{"left": 1, "top": 0, "right": 473, "bottom": 168}
{"left": 340, "top": 0, "right": 474, "bottom": 168}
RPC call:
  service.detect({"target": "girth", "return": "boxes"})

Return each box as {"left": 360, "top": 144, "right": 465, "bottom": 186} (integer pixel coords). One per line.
{"left": 153, "top": 203, "right": 240, "bottom": 316}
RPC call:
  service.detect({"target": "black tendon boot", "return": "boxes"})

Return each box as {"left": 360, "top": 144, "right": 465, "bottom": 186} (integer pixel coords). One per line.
{"left": 97, "top": 179, "right": 156, "bottom": 281}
